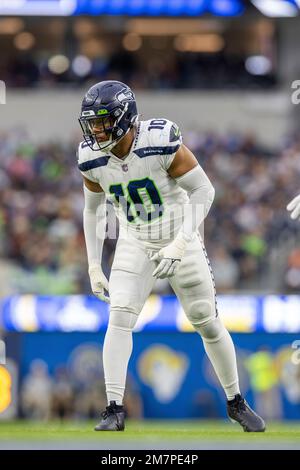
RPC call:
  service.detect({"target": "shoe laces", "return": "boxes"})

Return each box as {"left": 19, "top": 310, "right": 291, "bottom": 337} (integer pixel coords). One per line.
{"left": 233, "top": 397, "right": 247, "bottom": 413}
{"left": 230, "top": 396, "right": 247, "bottom": 413}
{"left": 101, "top": 403, "right": 123, "bottom": 419}
{"left": 101, "top": 404, "right": 114, "bottom": 419}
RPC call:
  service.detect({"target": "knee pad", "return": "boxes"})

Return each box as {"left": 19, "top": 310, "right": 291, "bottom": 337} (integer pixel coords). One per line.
{"left": 110, "top": 290, "right": 143, "bottom": 316}
{"left": 109, "top": 309, "right": 139, "bottom": 332}
{"left": 186, "top": 299, "right": 215, "bottom": 329}
{"left": 198, "top": 317, "right": 227, "bottom": 343}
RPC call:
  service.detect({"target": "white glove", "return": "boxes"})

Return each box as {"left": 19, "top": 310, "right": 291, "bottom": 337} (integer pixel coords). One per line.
{"left": 287, "top": 194, "right": 300, "bottom": 220}
{"left": 88, "top": 263, "right": 110, "bottom": 303}
{"left": 150, "top": 233, "right": 188, "bottom": 279}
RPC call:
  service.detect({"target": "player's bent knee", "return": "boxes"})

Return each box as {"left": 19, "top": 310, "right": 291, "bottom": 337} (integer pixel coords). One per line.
{"left": 110, "top": 291, "right": 143, "bottom": 316}
{"left": 198, "top": 317, "right": 227, "bottom": 342}
{"left": 186, "top": 299, "right": 215, "bottom": 328}
{"left": 108, "top": 309, "right": 139, "bottom": 332}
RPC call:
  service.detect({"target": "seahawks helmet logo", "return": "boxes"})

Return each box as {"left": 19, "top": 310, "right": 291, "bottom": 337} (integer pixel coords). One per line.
{"left": 84, "top": 91, "right": 98, "bottom": 105}
{"left": 116, "top": 89, "right": 135, "bottom": 104}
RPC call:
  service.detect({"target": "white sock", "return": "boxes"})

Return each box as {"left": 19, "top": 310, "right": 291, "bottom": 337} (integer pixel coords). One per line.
{"left": 102, "top": 310, "right": 137, "bottom": 406}
{"left": 200, "top": 321, "right": 240, "bottom": 400}
{"left": 103, "top": 325, "right": 132, "bottom": 405}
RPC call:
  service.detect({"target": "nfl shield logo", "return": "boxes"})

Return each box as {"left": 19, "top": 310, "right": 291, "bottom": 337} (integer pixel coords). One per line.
{"left": 122, "top": 164, "right": 128, "bottom": 172}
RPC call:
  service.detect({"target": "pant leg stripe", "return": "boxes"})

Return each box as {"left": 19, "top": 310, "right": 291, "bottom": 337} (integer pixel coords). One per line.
{"left": 198, "top": 236, "right": 219, "bottom": 318}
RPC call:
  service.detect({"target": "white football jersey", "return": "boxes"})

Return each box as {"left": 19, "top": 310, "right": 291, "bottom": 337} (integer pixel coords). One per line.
{"left": 78, "top": 119, "right": 189, "bottom": 245}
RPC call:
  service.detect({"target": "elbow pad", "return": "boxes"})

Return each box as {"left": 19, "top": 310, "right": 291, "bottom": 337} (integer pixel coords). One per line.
{"left": 176, "top": 165, "right": 215, "bottom": 216}
{"left": 84, "top": 185, "right": 106, "bottom": 215}
{"left": 175, "top": 165, "right": 215, "bottom": 240}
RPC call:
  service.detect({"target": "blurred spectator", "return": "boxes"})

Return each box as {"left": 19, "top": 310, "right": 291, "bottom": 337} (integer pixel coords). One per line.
{"left": 244, "top": 348, "right": 282, "bottom": 420}
{"left": 74, "top": 378, "right": 107, "bottom": 419}
{"left": 51, "top": 366, "right": 75, "bottom": 420}
{"left": 210, "top": 245, "right": 239, "bottom": 291}
{"left": 280, "top": 351, "right": 300, "bottom": 405}
{"left": 20, "top": 355, "right": 143, "bottom": 421}
{"left": 284, "top": 249, "right": 300, "bottom": 291}
{"left": 21, "top": 359, "right": 53, "bottom": 420}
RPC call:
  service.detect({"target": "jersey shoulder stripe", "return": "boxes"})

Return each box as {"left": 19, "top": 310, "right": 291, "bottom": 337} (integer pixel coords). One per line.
{"left": 78, "top": 155, "right": 109, "bottom": 172}
{"left": 77, "top": 140, "right": 109, "bottom": 172}
{"left": 133, "top": 144, "right": 180, "bottom": 158}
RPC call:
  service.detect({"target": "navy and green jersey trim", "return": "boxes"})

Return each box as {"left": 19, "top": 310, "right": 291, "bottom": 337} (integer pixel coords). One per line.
{"left": 133, "top": 144, "right": 180, "bottom": 158}
{"left": 78, "top": 155, "right": 110, "bottom": 172}
{"left": 78, "top": 144, "right": 181, "bottom": 171}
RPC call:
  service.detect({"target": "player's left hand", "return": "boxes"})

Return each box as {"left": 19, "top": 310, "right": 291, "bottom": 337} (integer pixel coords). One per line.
{"left": 88, "top": 263, "right": 110, "bottom": 303}
{"left": 150, "top": 234, "right": 188, "bottom": 279}
{"left": 287, "top": 194, "right": 300, "bottom": 220}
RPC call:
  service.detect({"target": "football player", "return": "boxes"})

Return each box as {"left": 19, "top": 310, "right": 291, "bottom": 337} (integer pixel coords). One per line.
{"left": 78, "top": 80, "right": 265, "bottom": 432}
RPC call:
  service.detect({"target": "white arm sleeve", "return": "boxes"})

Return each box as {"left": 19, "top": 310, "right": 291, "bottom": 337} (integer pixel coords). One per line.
{"left": 175, "top": 165, "right": 215, "bottom": 241}
{"left": 83, "top": 185, "right": 106, "bottom": 267}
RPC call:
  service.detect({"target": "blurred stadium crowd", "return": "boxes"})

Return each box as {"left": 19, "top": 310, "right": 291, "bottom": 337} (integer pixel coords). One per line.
{"left": 4, "top": 50, "right": 276, "bottom": 90}
{"left": 0, "top": 14, "right": 277, "bottom": 90}
{"left": 1, "top": 126, "right": 300, "bottom": 296}
{"left": 20, "top": 359, "right": 143, "bottom": 421}
{"left": 19, "top": 346, "right": 289, "bottom": 421}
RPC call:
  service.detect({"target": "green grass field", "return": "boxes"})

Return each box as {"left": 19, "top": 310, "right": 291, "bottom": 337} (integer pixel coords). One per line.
{"left": 0, "top": 420, "right": 300, "bottom": 449}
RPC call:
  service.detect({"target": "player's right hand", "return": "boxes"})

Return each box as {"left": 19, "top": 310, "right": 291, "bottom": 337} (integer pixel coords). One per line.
{"left": 88, "top": 264, "right": 110, "bottom": 303}
{"left": 287, "top": 194, "right": 300, "bottom": 220}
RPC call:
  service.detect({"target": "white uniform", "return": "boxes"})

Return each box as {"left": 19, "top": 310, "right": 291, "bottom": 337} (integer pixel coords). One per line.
{"left": 78, "top": 119, "right": 217, "bottom": 326}
{"left": 79, "top": 118, "right": 240, "bottom": 405}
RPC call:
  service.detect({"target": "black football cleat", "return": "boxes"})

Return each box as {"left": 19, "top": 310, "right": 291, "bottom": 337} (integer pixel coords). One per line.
{"left": 227, "top": 394, "right": 266, "bottom": 432}
{"left": 94, "top": 401, "right": 125, "bottom": 431}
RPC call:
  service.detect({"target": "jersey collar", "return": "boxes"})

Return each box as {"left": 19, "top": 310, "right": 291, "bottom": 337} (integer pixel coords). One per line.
{"left": 108, "top": 122, "right": 141, "bottom": 165}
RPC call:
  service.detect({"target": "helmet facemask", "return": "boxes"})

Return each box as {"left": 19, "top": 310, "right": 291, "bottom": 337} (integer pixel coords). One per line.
{"left": 79, "top": 103, "right": 131, "bottom": 152}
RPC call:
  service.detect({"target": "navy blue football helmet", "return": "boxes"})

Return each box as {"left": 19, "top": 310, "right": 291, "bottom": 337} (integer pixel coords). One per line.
{"left": 79, "top": 80, "right": 138, "bottom": 152}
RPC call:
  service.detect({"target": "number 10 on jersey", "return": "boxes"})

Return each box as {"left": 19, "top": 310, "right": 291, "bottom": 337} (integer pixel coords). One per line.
{"left": 109, "top": 177, "right": 164, "bottom": 223}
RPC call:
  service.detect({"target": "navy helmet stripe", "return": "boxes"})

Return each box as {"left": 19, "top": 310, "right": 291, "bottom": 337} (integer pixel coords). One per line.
{"left": 133, "top": 144, "right": 180, "bottom": 159}
{"left": 78, "top": 156, "right": 109, "bottom": 171}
